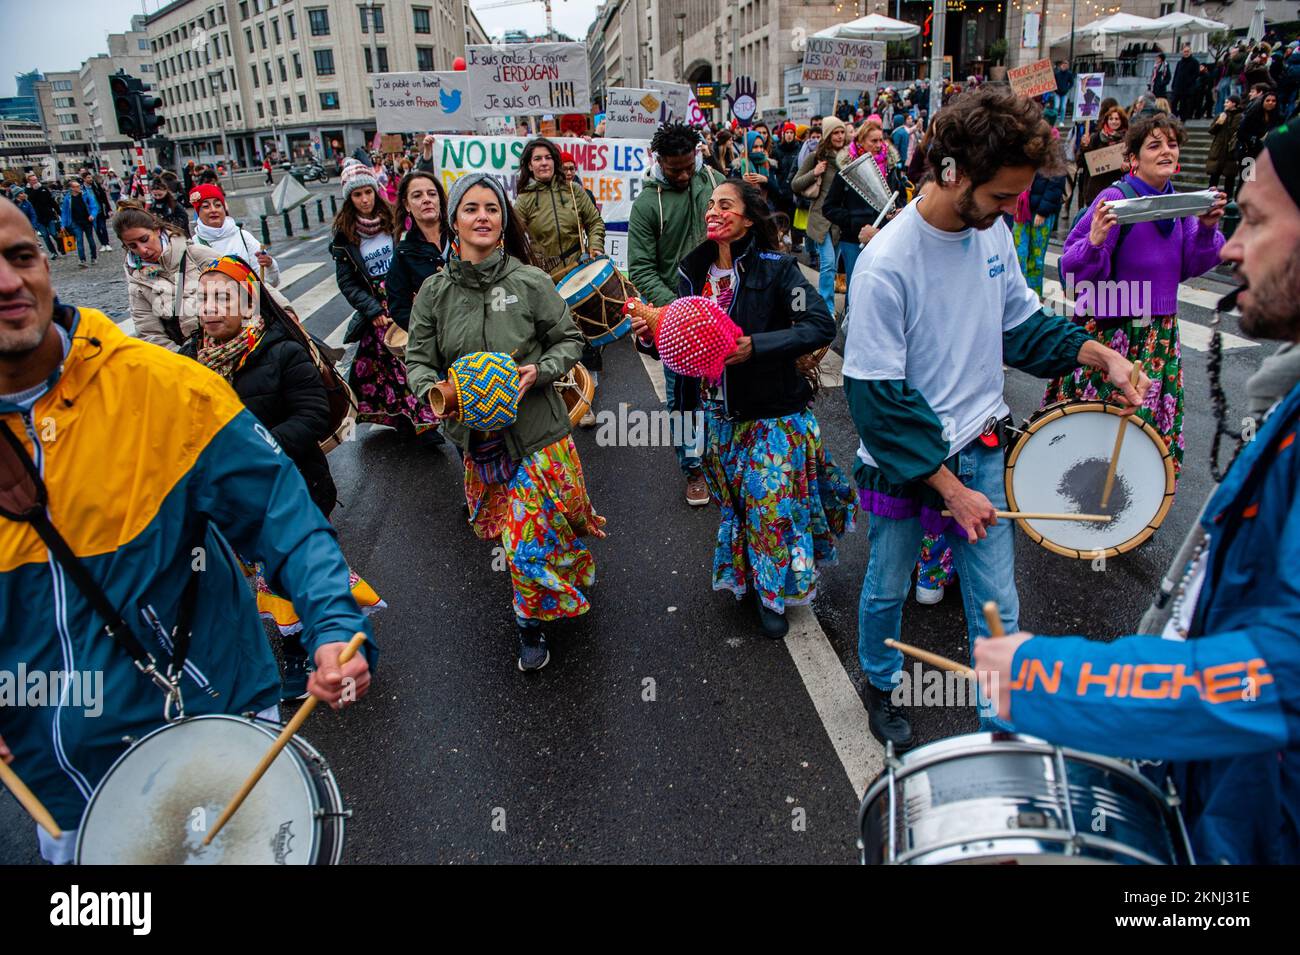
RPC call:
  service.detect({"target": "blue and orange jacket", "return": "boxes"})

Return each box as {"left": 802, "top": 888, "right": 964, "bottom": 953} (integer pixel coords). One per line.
{"left": 0, "top": 306, "right": 375, "bottom": 831}
{"left": 1009, "top": 381, "right": 1300, "bottom": 864}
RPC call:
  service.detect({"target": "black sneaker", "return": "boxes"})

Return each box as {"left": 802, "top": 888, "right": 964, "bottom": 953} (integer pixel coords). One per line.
{"left": 517, "top": 625, "right": 550, "bottom": 672}
{"left": 756, "top": 602, "right": 789, "bottom": 639}
{"left": 866, "top": 684, "right": 914, "bottom": 750}
{"left": 281, "top": 653, "right": 312, "bottom": 701}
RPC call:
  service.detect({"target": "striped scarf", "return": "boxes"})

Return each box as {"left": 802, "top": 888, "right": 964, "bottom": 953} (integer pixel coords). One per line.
{"left": 197, "top": 316, "right": 266, "bottom": 381}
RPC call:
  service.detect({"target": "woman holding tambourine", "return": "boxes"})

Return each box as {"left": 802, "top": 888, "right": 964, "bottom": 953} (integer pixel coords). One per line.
{"left": 1043, "top": 113, "right": 1226, "bottom": 478}
{"left": 405, "top": 173, "right": 605, "bottom": 673}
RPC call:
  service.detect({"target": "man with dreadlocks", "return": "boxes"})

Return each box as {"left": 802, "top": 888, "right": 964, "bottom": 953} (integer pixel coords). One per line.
{"left": 975, "top": 125, "right": 1300, "bottom": 865}
{"left": 627, "top": 122, "right": 723, "bottom": 507}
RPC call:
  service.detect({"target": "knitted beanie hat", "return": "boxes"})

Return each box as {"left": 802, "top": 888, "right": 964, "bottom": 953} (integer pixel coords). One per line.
{"left": 340, "top": 158, "right": 380, "bottom": 200}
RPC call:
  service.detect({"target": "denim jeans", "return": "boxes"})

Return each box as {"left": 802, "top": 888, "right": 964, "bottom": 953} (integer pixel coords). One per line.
{"left": 663, "top": 367, "right": 702, "bottom": 474}
{"left": 1053, "top": 92, "right": 1068, "bottom": 119}
{"left": 840, "top": 240, "right": 863, "bottom": 319}
{"left": 70, "top": 220, "right": 97, "bottom": 262}
{"left": 35, "top": 219, "right": 60, "bottom": 256}
{"left": 1213, "top": 77, "right": 1233, "bottom": 117}
{"left": 813, "top": 231, "right": 838, "bottom": 317}
{"left": 857, "top": 443, "right": 1019, "bottom": 725}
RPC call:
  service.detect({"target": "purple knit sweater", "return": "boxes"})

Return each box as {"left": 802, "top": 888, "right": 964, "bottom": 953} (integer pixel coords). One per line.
{"left": 1060, "top": 185, "right": 1225, "bottom": 321}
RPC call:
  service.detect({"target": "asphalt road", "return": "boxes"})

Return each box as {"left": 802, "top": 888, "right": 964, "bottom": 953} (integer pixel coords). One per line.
{"left": 0, "top": 233, "right": 1267, "bottom": 864}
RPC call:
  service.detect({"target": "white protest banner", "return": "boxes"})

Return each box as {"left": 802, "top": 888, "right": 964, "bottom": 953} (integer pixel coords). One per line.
{"left": 800, "top": 37, "right": 886, "bottom": 91}
{"left": 372, "top": 72, "right": 472, "bottom": 132}
{"left": 433, "top": 136, "right": 650, "bottom": 270}
{"left": 465, "top": 42, "right": 590, "bottom": 117}
{"left": 1074, "top": 73, "right": 1104, "bottom": 121}
{"left": 605, "top": 88, "right": 662, "bottom": 139}
{"left": 645, "top": 80, "right": 692, "bottom": 125}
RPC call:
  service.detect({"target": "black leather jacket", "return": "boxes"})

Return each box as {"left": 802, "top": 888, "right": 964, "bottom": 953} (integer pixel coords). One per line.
{"left": 675, "top": 232, "right": 834, "bottom": 422}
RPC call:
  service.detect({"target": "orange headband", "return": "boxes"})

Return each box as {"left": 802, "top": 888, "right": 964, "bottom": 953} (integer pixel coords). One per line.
{"left": 201, "top": 256, "right": 259, "bottom": 296}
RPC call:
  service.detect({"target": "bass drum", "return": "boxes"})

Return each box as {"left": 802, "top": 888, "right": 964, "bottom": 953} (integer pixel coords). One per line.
{"left": 858, "top": 733, "right": 1194, "bottom": 865}
{"left": 1006, "top": 401, "right": 1175, "bottom": 559}
{"left": 76, "top": 714, "right": 348, "bottom": 865}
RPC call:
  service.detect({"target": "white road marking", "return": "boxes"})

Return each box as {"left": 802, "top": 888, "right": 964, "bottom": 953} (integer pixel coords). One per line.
{"left": 636, "top": 331, "right": 879, "bottom": 804}
{"left": 325, "top": 315, "right": 352, "bottom": 349}
{"left": 277, "top": 262, "right": 324, "bottom": 287}
{"left": 291, "top": 273, "right": 342, "bottom": 322}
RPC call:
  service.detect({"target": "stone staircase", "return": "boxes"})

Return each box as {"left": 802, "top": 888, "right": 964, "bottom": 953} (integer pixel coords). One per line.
{"left": 1172, "top": 119, "right": 1212, "bottom": 193}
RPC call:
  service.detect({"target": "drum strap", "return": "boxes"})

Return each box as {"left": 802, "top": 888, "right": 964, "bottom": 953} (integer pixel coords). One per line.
{"left": 0, "top": 421, "right": 198, "bottom": 712}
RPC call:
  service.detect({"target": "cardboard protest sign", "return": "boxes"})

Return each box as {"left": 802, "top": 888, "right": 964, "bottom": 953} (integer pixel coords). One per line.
{"left": 605, "top": 88, "right": 662, "bottom": 139}
{"left": 1074, "top": 73, "right": 1104, "bottom": 121}
{"left": 373, "top": 72, "right": 471, "bottom": 132}
{"left": 1008, "top": 58, "right": 1056, "bottom": 98}
{"left": 1084, "top": 142, "right": 1125, "bottom": 176}
{"left": 379, "top": 134, "right": 404, "bottom": 153}
{"left": 433, "top": 135, "right": 651, "bottom": 270}
{"left": 800, "top": 37, "right": 886, "bottom": 90}
{"left": 465, "top": 43, "right": 590, "bottom": 118}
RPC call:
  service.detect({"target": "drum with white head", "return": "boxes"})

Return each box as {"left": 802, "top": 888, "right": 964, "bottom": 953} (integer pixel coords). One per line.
{"left": 76, "top": 714, "right": 347, "bottom": 865}
{"left": 1006, "top": 401, "right": 1175, "bottom": 560}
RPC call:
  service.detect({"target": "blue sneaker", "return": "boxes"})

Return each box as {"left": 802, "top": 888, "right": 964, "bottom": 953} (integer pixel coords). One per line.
{"left": 517, "top": 625, "right": 550, "bottom": 672}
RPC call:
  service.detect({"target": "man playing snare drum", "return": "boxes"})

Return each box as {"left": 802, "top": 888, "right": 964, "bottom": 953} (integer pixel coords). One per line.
{"left": 976, "top": 123, "right": 1300, "bottom": 866}
{"left": 843, "top": 87, "right": 1148, "bottom": 750}
{"left": 0, "top": 197, "right": 375, "bottom": 863}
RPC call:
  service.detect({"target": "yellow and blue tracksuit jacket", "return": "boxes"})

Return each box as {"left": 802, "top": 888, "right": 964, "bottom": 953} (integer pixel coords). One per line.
{"left": 0, "top": 305, "right": 375, "bottom": 831}
{"left": 1008, "top": 381, "right": 1300, "bottom": 864}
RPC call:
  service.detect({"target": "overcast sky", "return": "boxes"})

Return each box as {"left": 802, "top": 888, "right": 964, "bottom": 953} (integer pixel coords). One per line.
{"left": 1, "top": 0, "right": 603, "bottom": 97}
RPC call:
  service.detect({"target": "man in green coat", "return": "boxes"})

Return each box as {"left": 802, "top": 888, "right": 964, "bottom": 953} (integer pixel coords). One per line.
{"left": 626, "top": 122, "right": 722, "bottom": 507}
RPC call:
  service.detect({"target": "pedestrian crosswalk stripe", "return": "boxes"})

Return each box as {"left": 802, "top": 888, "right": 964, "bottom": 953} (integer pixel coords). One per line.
{"left": 325, "top": 316, "right": 351, "bottom": 349}
{"left": 277, "top": 262, "right": 322, "bottom": 287}
{"left": 292, "top": 274, "right": 341, "bottom": 322}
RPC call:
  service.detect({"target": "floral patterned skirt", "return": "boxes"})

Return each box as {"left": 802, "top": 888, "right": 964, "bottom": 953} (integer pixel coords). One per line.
{"left": 702, "top": 404, "right": 857, "bottom": 613}
{"left": 1012, "top": 217, "right": 1054, "bottom": 297}
{"left": 1041, "top": 313, "right": 1184, "bottom": 476}
{"left": 917, "top": 533, "right": 954, "bottom": 589}
{"left": 348, "top": 320, "right": 438, "bottom": 432}
{"left": 464, "top": 435, "right": 607, "bottom": 621}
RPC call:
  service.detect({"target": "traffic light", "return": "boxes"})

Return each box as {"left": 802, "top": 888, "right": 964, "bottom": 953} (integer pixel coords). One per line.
{"left": 110, "top": 73, "right": 141, "bottom": 140}
{"left": 136, "top": 82, "right": 164, "bottom": 139}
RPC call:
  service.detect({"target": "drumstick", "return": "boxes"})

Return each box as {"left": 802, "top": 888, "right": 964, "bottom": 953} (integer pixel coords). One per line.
{"left": 884, "top": 639, "right": 975, "bottom": 677}
{"left": 1101, "top": 362, "right": 1143, "bottom": 510}
{"left": 941, "top": 509, "right": 1112, "bottom": 522}
{"left": 982, "top": 600, "right": 1005, "bottom": 638}
{"left": 0, "top": 758, "right": 62, "bottom": 839}
{"left": 203, "top": 633, "right": 367, "bottom": 846}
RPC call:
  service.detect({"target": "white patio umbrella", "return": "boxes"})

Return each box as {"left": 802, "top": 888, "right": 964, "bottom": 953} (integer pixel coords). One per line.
{"left": 1050, "top": 12, "right": 1162, "bottom": 49}
{"left": 1247, "top": 1, "right": 1267, "bottom": 43}
{"left": 814, "top": 14, "right": 921, "bottom": 41}
{"left": 1129, "top": 12, "right": 1229, "bottom": 54}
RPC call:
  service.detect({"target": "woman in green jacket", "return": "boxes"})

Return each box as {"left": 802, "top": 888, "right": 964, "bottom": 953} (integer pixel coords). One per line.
{"left": 405, "top": 173, "right": 605, "bottom": 672}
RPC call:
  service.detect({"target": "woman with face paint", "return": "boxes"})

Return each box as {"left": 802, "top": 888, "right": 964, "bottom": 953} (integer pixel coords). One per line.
{"left": 675, "top": 179, "right": 856, "bottom": 639}
{"left": 404, "top": 173, "right": 603, "bottom": 673}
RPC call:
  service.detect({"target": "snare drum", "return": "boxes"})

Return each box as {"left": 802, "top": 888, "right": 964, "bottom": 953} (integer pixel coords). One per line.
{"left": 1006, "top": 401, "right": 1175, "bottom": 559}
{"left": 555, "top": 256, "right": 636, "bottom": 347}
{"left": 76, "top": 714, "right": 347, "bottom": 865}
{"left": 859, "top": 733, "right": 1194, "bottom": 865}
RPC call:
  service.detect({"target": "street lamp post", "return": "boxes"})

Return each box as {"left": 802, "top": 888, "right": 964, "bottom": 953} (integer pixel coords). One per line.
{"left": 676, "top": 13, "right": 686, "bottom": 80}
{"left": 1068, "top": 0, "right": 1078, "bottom": 74}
